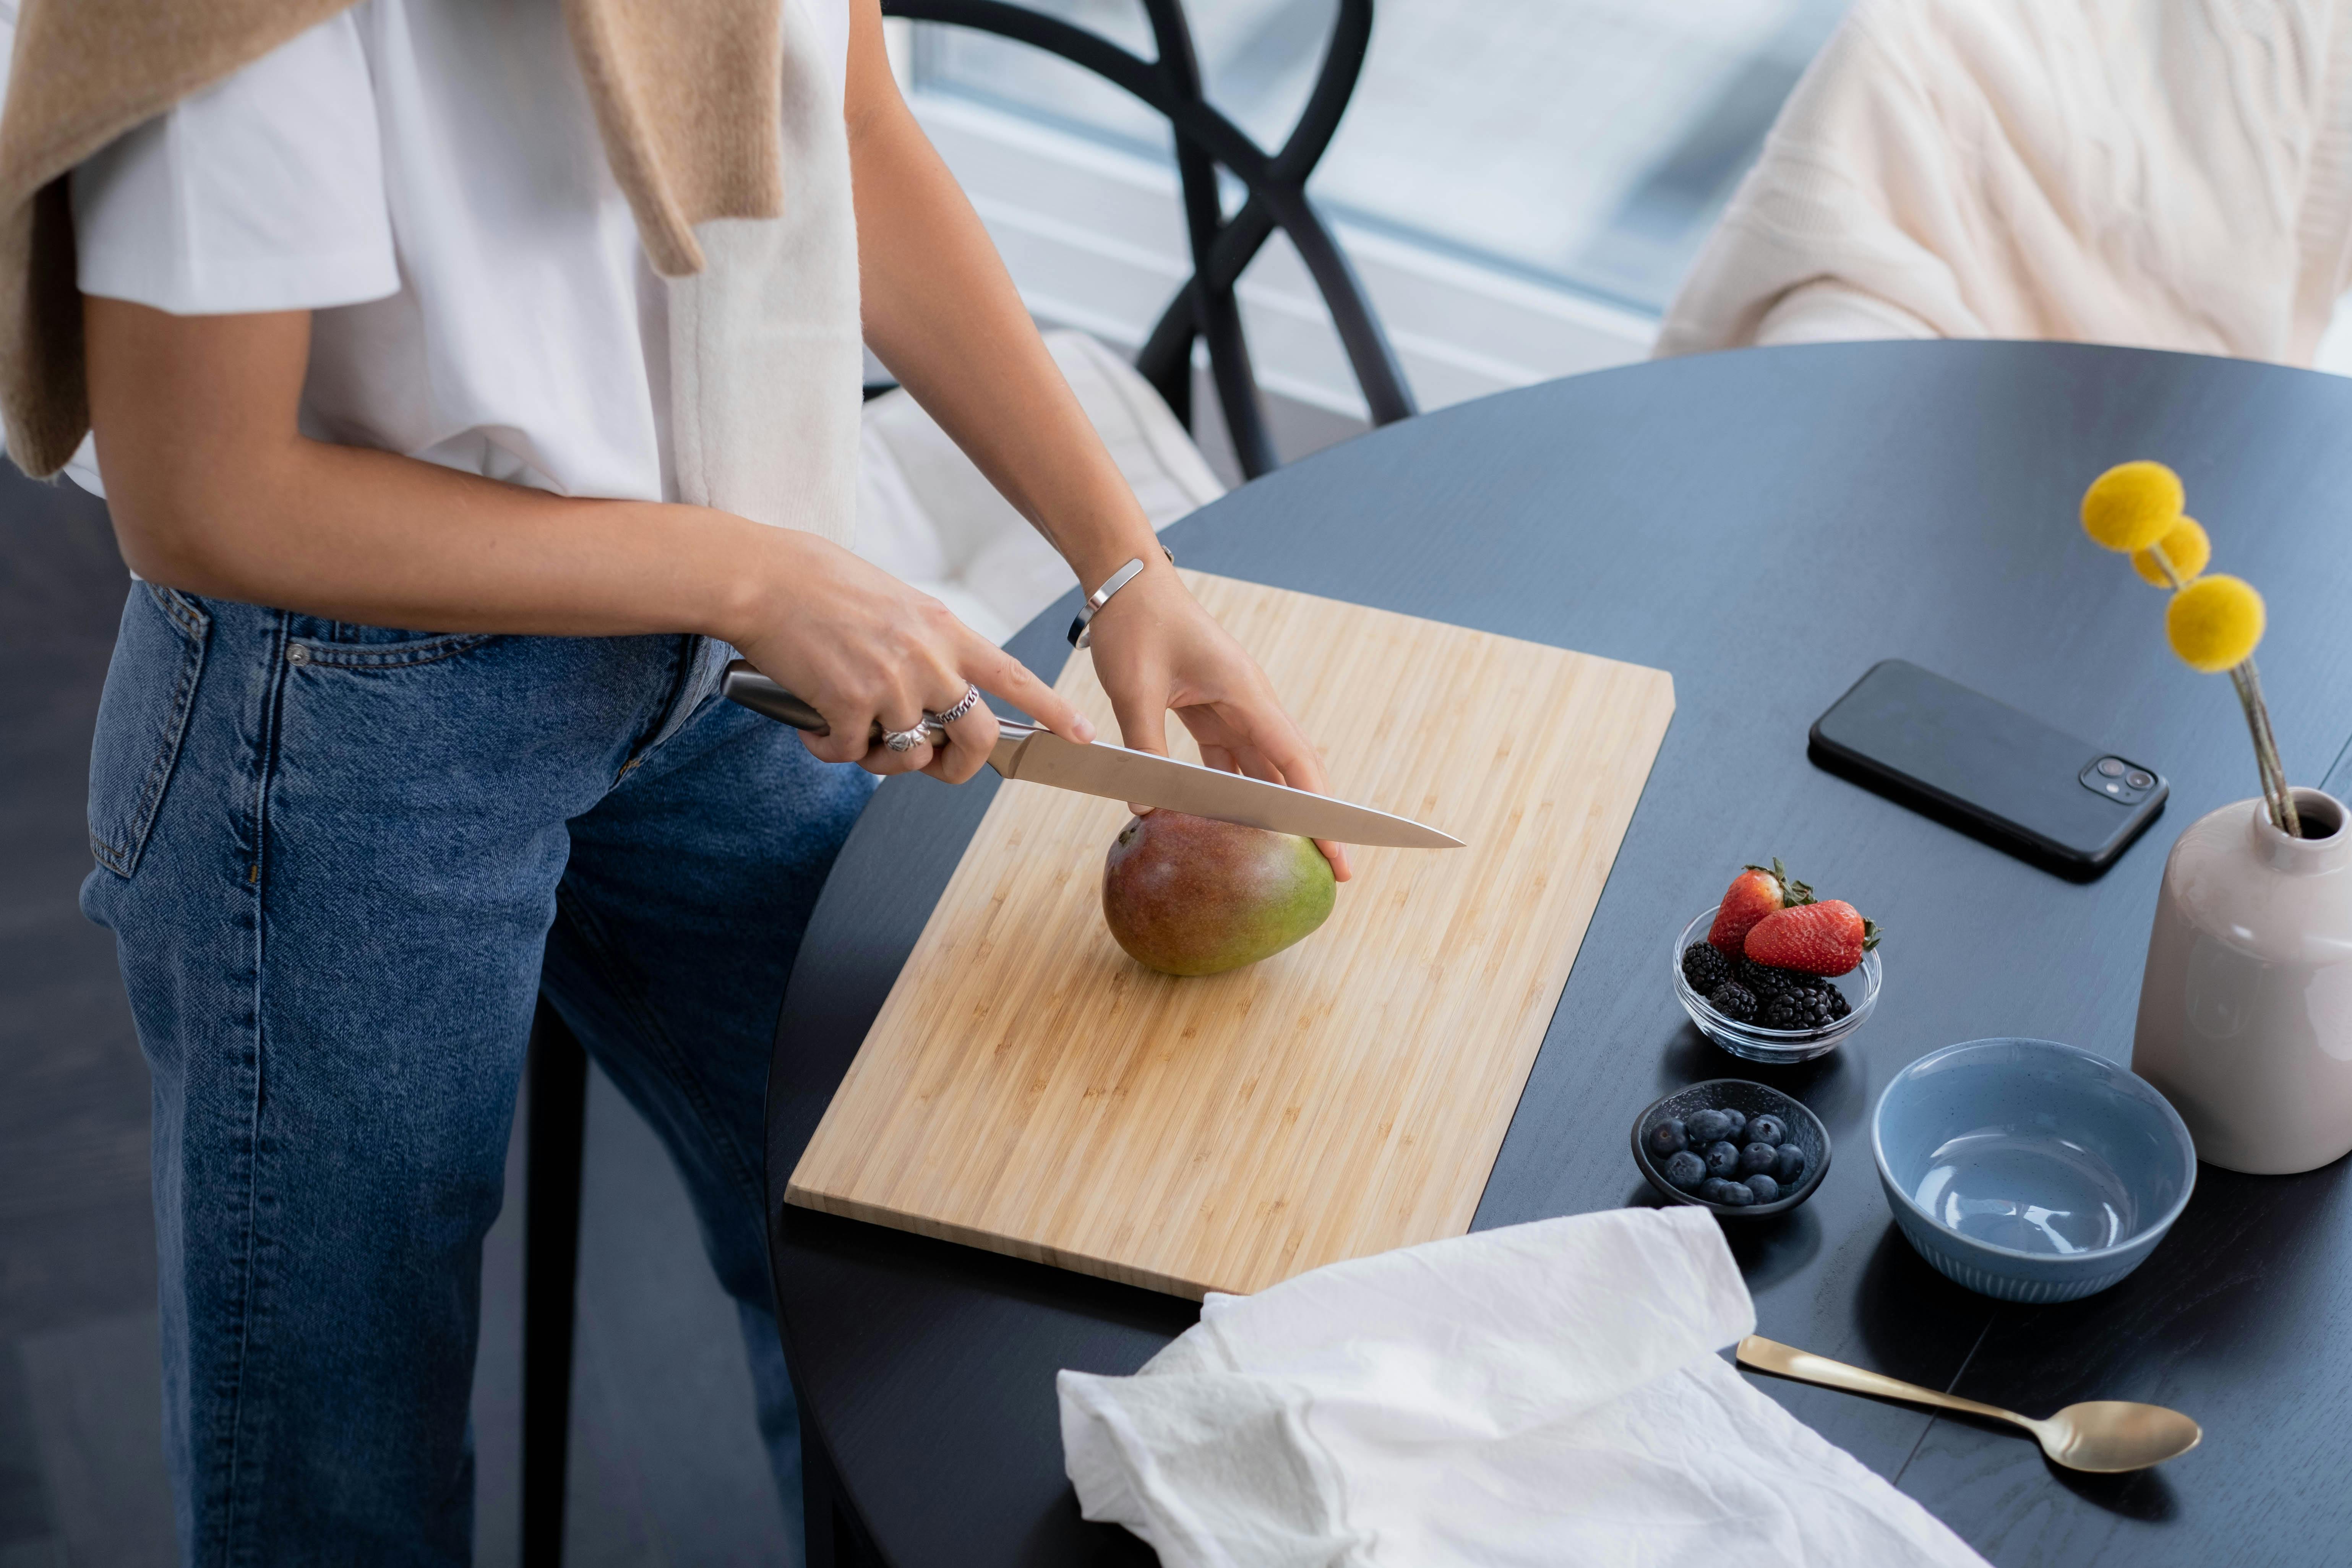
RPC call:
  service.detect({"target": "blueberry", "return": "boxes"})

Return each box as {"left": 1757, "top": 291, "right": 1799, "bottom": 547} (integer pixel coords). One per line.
{"left": 1715, "top": 1177, "right": 1755, "bottom": 1207}
{"left": 1663, "top": 1150, "right": 1707, "bottom": 1190}
{"left": 1720, "top": 1108, "right": 1747, "bottom": 1142}
{"left": 1748, "top": 1114, "right": 1786, "bottom": 1146}
{"left": 1647, "top": 1118, "right": 1688, "bottom": 1158}
{"left": 1744, "top": 1173, "right": 1781, "bottom": 1205}
{"left": 1704, "top": 1140, "right": 1742, "bottom": 1179}
{"left": 1738, "top": 1140, "right": 1778, "bottom": 1176}
{"left": 1697, "top": 1178, "right": 1738, "bottom": 1204}
{"left": 1686, "top": 1108, "right": 1733, "bottom": 1144}
{"left": 1773, "top": 1145, "right": 1807, "bottom": 1185}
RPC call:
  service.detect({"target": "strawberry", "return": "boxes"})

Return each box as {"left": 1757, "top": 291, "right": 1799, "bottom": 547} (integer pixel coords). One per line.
{"left": 1744, "top": 900, "right": 1880, "bottom": 977}
{"left": 1706, "top": 859, "right": 1812, "bottom": 955}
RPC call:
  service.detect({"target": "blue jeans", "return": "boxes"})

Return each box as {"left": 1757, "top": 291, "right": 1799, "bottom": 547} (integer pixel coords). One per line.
{"left": 80, "top": 584, "right": 875, "bottom": 1565}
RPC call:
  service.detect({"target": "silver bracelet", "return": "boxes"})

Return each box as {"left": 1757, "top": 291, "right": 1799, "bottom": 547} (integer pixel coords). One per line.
{"left": 1068, "top": 545, "right": 1173, "bottom": 648}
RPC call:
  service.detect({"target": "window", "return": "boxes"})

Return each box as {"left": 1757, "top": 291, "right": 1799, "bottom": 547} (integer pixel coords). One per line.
{"left": 911, "top": 1, "right": 1848, "bottom": 338}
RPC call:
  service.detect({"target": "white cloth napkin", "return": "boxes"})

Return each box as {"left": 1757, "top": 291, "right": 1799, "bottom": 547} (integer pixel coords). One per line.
{"left": 1059, "top": 1206, "right": 1988, "bottom": 1568}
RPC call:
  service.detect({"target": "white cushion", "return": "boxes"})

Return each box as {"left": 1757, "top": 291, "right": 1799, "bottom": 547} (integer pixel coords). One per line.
{"left": 853, "top": 330, "right": 1225, "bottom": 644}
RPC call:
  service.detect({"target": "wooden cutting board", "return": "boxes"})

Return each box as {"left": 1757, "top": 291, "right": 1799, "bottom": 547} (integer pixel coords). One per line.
{"left": 787, "top": 572, "right": 1674, "bottom": 1298}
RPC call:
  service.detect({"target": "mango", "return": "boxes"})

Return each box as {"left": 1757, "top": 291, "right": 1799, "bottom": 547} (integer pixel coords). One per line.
{"left": 1101, "top": 811, "right": 1336, "bottom": 976}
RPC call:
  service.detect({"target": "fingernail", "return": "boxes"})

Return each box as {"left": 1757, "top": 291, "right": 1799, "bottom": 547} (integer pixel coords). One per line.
{"left": 1074, "top": 717, "right": 1097, "bottom": 743}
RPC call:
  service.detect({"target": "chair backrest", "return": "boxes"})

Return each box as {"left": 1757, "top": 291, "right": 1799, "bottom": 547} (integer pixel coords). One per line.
{"left": 883, "top": 0, "right": 1418, "bottom": 479}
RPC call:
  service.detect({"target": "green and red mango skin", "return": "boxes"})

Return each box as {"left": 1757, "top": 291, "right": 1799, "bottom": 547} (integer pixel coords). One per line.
{"left": 1101, "top": 811, "right": 1337, "bottom": 976}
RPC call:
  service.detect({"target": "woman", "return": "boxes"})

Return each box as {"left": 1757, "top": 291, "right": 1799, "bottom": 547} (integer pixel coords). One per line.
{"left": 27, "top": 0, "right": 1346, "bottom": 1558}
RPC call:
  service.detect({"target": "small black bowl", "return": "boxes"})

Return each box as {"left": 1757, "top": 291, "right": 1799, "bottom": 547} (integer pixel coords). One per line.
{"left": 1631, "top": 1078, "right": 1831, "bottom": 1219}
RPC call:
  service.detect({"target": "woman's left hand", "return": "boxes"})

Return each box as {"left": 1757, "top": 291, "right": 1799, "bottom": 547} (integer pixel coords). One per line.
{"left": 1081, "top": 562, "right": 1352, "bottom": 882}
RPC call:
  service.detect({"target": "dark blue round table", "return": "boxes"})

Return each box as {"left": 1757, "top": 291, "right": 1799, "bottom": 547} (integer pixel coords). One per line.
{"left": 766, "top": 341, "right": 2352, "bottom": 1567}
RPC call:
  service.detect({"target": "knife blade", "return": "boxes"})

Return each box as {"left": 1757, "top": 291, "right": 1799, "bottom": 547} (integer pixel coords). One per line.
{"left": 720, "top": 661, "right": 1463, "bottom": 849}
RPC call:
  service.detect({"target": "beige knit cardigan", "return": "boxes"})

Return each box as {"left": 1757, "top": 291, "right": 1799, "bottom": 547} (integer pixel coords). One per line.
{"left": 0, "top": 0, "right": 861, "bottom": 546}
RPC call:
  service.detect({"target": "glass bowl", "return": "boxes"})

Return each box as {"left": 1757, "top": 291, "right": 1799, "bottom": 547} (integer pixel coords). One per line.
{"left": 1670, "top": 905, "right": 1880, "bottom": 1063}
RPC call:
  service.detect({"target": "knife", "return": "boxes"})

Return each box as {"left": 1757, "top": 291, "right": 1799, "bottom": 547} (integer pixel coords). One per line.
{"left": 721, "top": 661, "right": 1462, "bottom": 849}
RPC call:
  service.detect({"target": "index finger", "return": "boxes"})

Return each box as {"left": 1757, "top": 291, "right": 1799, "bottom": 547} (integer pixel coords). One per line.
{"left": 960, "top": 634, "right": 1097, "bottom": 744}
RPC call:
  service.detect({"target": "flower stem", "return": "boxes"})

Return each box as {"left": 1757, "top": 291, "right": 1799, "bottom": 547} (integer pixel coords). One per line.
{"left": 2224, "top": 664, "right": 2276, "bottom": 820}
{"left": 2229, "top": 659, "right": 2298, "bottom": 837}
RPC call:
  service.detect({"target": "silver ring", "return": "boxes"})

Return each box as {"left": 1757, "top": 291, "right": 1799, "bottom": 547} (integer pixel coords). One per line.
{"left": 925, "top": 684, "right": 982, "bottom": 729}
{"left": 881, "top": 724, "right": 930, "bottom": 754}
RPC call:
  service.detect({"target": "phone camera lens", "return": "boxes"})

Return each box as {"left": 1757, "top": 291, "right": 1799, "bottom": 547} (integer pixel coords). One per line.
{"left": 2127, "top": 770, "right": 2153, "bottom": 789}
{"left": 2097, "top": 758, "right": 2126, "bottom": 778}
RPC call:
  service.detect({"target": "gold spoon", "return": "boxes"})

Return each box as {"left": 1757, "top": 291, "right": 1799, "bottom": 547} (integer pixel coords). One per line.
{"left": 1736, "top": 1336, "right": 2201, "bottom": 1473}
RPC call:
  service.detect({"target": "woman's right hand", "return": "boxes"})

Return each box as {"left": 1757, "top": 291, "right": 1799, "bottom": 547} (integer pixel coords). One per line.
{"left": 725, "top": 529, "right": 1093, "bottom": 783}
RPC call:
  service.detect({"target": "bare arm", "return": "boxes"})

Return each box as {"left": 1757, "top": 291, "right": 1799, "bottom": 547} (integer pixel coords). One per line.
{"left": 842, "top": 2, "right": 1350, "bottom": 875}
{"left": 843, "top": 5, "right": 1154, "bottom": 593}
{"left": 84, "top": 300, "right": 1089, "bottom": 780}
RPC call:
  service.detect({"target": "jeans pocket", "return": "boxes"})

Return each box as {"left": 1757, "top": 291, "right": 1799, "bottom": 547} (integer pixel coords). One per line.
{"left": 88, "top": 584, "right": 210, "bottom": 879}
{"left": 291, "top": 626, "right": 500, "bottom": 668}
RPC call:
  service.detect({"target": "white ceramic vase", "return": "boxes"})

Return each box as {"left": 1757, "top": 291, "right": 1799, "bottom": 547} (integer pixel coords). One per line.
{"left": 2131, "top": 788, "right": 2352, "bottom": 1174}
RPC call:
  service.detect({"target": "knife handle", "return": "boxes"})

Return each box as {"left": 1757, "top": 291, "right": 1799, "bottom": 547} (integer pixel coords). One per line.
{"left": 723, "top": 661, "right": 841, "bottom": 736}
{"left": 720, "top": 660, "right": 1037, "bottom": 748}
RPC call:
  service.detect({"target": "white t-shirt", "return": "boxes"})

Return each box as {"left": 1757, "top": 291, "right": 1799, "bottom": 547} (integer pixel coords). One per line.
{"left": 63, "top": 0, "right": 852, "bottom": 504}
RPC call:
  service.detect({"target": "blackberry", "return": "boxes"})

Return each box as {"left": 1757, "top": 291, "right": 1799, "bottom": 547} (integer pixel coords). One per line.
{"left": 1680, "top": 942, "right": 1732, "bottom": 994}
{"left": 1762, "top": 986, "right": 1837, "bottom": 1031}
{"left": 1738, "top": 957, "right": 1812, "bottom": 998}
{"left": 1821, "top": 986, "right": 1852, "bottom": 1021}
{"left": 1705, "top": 980, "right": 1758, "bottom": 1023}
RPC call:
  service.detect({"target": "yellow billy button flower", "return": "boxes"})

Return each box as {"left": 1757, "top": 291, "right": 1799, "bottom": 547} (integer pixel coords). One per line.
{"left": 2132, "top": 516, "right": 2211, "bottom": 586}
{"left": 2081, "top": 461, "right": 2184, "bottom": 552}
{"left": 2166, "top": 574, "right": 2265, "bottom": 672}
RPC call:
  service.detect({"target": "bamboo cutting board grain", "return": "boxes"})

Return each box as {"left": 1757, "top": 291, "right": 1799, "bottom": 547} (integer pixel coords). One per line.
{"left": 787, "top": 572, "right": 1675, "bottom": 1298}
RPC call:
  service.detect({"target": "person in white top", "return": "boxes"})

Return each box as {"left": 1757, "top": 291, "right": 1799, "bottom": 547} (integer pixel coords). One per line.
{"left": 64, "top": 0, "right": 1348, "bottom": 1560}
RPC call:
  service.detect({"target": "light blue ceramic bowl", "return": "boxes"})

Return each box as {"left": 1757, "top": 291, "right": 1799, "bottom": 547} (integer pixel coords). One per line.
{"left": 1872, "top": 1038, "right": 2196, "bottom": 1304}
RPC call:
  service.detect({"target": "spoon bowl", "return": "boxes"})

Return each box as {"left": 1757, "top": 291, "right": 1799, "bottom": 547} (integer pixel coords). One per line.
{"left": 2029, "top": 1399, "right": 2203, "bottom": 1473}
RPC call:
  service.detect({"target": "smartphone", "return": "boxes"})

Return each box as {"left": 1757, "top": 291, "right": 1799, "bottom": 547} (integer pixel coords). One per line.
{"left": 1809, "top": 659, "right": 2167, "bottom": 879}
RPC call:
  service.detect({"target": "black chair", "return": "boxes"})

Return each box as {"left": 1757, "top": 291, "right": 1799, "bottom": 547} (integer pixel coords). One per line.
{"left": 519, "top": 5, "right": 1415, "bottom": 1562}
{"left": 883, "top": 0, "right": 1417, "bottom": 478}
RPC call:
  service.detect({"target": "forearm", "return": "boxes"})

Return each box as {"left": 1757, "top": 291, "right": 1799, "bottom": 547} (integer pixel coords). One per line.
{"left": 845, "top": 9, "right": 1162, "bottom": 590}
{"left": 110, "top": 432, "right": 779, "bottom": 641}
{"left": 88, "top": 297, "right": 783, "bottom": 642}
